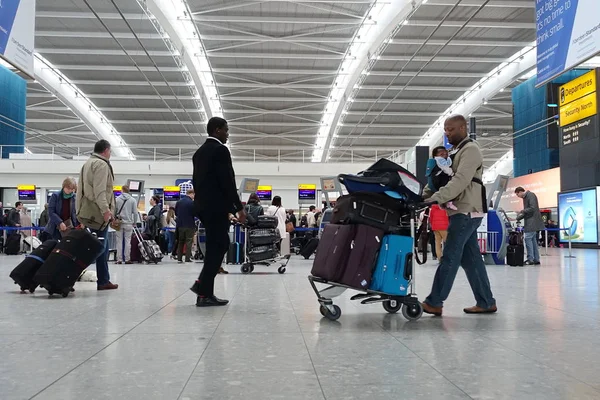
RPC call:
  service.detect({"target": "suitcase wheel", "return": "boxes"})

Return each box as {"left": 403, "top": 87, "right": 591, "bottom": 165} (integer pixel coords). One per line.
{"left": 241, "top": 264, "right": 253, "bottom": 274}
{"left": 278, "top": 266, "right": 286, "bottom": 274}
{"left": 402, "top": 303, "right": 423, "bottom": 321}
{"left": 382, "top": 300, "right": 401, "bottom": 314}
{"left": 320, "top": 304, "right": 341, "bottom": 321}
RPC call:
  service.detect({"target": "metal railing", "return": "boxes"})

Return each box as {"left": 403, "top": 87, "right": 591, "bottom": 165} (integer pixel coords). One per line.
{"left": 1, "top": 145, "right": 388, "bottom": 163}
{"left": 477, "top": 231, "right": 500, "bottom": 255}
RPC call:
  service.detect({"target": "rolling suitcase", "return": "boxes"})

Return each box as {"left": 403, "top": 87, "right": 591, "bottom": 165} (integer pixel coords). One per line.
{"left": 370, "top": 234, "right": 413, "bottom": 296}
{"left": 5, "top": 233, "right": 21, "bottom": 255}
{"left": 248, "top": 244, "right": 278, "bottom": 262}
{"left": 249, "top": 228, "right": 279, "bottom": 246}
{"left": 506, "top": 244, "right": 524, "bottom": 266}
{"left": 133, "top": 227, "right": 162, "bottom": 264}
{"left": 9, "top": 239, "right": 58, "bottom": 293}
{"left": 338, "top": 225, "right": 384, "bottom": 289}
{"left": 310, "top": 224, "right": 354, "bottom": 282}
{"left": 226, "top": 242, "right": 244, "bottom": 264}
{"left": 300, "top": 237, "right": 319, "bottom": 259}
{"left": 34, "top": 229, "right": 104, "bottom": 297}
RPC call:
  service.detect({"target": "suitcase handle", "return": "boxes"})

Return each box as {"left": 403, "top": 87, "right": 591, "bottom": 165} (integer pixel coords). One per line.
{"left": 338, "top": 174, "right": 391, "bottom": 186}
{"left": 403, "top": 253, "right": 413, "bottom": 281}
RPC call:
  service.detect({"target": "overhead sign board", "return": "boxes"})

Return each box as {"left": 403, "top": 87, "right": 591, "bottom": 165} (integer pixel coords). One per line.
{"left": 536, "top": 0, "right": 600, "bottom": 86}
{"left": 559, "top": 91, "right": 597, "bottom": 126}
{"left": 256, "top": 185, "right": 272, "bottom": 201}
{"left": 0, "top": 0, "right": 35, "bottom": 77}
{"left": 559, "top": 70, "right": 596, "bottom": 107}
{"left": 17, "top": 184, "right": 36, "bottom": 201}
{"left": 298, "top": 184, "right": 317, "bottom": 201}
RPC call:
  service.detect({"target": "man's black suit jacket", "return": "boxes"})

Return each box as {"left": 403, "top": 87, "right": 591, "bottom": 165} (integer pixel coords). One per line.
{"left": 192, "top": 137, "right": 243, "bottom": 215}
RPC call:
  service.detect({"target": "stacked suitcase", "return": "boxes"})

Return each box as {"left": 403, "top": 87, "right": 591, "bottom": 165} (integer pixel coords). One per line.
{"left": 310, "top": 192, "right": 413, "bottom": 294}
{"left": 308, "top": 158, "right": 425, "bottom": 321}
{"left": 247, "top": 216, "right": 280, "bottom": 263}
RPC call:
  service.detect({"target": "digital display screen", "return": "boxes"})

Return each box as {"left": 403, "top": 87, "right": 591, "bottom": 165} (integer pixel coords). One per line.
{"left": 241, "top": 178, "right": 259, "bottom": 193}
{"left": 128, "top": 180, "right": 142, "bottom": 192}
{"left": 256, "top": 185, "right": 272, "bottom": 201}
{"left": 113, "top": 186, "right": 122, "bottom": 197}
{"left": 322, "top": 179, "right": 336, "bottom": 191}
{"left": 498, "top": 168, "right": 561, "bottom": 213}
{"left": 558, "top": 189, "right": 598, "bottom": 244}
{"left": 298, "top": 184, "right": 316, "bottom": 201}
{"left": 163, "top": 186, "right": 181, "bottom": 202}
{"left": 18, "top": 186, "right": 36, "bottom": 201}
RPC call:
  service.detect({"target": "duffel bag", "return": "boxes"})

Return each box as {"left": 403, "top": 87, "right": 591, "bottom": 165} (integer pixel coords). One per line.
{"left": 331, "top": 192, "right": 409, "bottom": 234}
{"left": 249, "top": 228, "right": 280, "bottom": 246}
{"left": 248, "top": 244, "right": 278, "bottom": 262}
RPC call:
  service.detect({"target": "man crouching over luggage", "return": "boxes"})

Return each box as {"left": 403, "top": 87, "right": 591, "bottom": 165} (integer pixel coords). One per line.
{"left": 76, "top": 139, "right": 118, "bottom": 291}
{"left": 420, "top": 115, "right": 496, "bottom": 316}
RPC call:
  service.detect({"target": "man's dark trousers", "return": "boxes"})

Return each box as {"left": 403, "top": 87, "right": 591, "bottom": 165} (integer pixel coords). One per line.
{"left": 177, "top": 227, "right": 195, "bottom": 262}
{"left": 196, "top": 211, "right": 230, "bottom": 297}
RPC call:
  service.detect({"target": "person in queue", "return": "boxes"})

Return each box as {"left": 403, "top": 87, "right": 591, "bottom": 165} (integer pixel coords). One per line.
{"left": 515, "top": 186, "right": 545, "bottom": 265}
{"left": 45, "top": 177, "right": 79, "bottom": 240}
{"left": 190, "top": 117, "right": 246, "bottom": 307}
{"left": 421, "top": 115, "right": 496, "bottom": 316}
{"left": 76, "top": 139, "right": 118, "bottom": 291}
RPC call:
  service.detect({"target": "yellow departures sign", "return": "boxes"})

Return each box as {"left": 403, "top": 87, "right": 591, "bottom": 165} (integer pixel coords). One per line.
{"left": 559, "top": 70, "right": 596, "bottom": 107}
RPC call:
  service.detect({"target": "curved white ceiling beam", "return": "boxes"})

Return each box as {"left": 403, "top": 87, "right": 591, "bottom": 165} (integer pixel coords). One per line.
{"left": 483, "top": 150, "right": 514, "bottom": 183}
{"left": 144, "top": 0, "right": 222, "bottom": 120}
{"left": 33, "top": 54, "right": 135, "bottom": 160}
{"left": 414, "top": 44, "right": 536, "bottom": 149}
{"left": 313, "top": 0, "right": 419, "bottom": 162}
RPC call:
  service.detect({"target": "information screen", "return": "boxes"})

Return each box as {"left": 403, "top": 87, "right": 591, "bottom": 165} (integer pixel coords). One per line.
{"left": 163, "top": 186, "right": 181, "bottom": 202}
{"left": 256, "top": 185, "right": 272, "bottom": 201}
{"left": 298, "top": 184, "right": 317, "bottom": 201}
{"left": 128, "top": 180, "right": 142, "bottom": 192}
{"left": 17, "top": 185, "right": 36, "bottom": 201}
{"left": 558, "top": 188, "right": 598, "bottom": 244}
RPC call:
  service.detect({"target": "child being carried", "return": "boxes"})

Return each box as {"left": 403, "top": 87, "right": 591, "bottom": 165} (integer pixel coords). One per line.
{"left": 426, "top": 146, "right": 458, "bottom": 210}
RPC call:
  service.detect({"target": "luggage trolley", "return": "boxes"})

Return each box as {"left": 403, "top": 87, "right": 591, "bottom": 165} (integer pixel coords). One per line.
{"left": 240, "top": 222, "right": 291, "bottom": 275}
{"left": 307, "top": 159, "right": 426, "bottom": 322}
{"left": 308, "top": 206, "right": 424, "bottom": 322}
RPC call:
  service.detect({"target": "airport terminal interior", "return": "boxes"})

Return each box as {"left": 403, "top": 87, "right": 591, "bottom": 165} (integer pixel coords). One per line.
{"left": 2, "top": 0, "right": 600, "bottom": 399}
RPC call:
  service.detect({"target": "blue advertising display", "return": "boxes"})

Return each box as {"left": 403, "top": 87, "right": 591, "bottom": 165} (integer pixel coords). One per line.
{"left": 536, "top": 0, "right": 600, "bottom": 86}
{"left": 0, "top": 0, "right": 35, "bottom": 76}
{"left": 558, "top": 188, "right": 598, "bottom": 244}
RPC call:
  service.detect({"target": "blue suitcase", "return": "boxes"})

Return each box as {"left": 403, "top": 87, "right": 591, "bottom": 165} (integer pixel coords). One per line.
{"left": 370, "top": 235, "right": 413, "bottom": 296}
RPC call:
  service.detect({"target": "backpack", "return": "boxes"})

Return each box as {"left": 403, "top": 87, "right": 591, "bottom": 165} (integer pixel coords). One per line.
{"left": 300, "top": 214, "right": 308, "bottom": 228}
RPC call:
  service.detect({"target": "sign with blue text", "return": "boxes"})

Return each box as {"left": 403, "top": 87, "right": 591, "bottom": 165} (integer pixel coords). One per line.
{"left": 0, "top": 0, "right": 35, "bottom": 77}
{"left": 536, "top": 0, "right": 600, "bottom": 86}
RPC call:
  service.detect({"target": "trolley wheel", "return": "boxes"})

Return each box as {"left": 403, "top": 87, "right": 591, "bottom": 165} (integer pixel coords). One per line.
{"left": 382, "top": 299, "right": 402, "bottom": 314}
{"left": 250, "top": 265, "right": 255, "bottom": 273}
{"left": 323, "top": 305, "right": 342, "bottom": 321}
{"left": 241, "top": 264, "right": 252, "bottom": 274}
{"left": 61, "top": 292, "right": 69, "bottom": 298}
{"left": 319, "top": 305, "right": 327, "bottom": 316}
{"left": 278, "top": 266, "right": 286, "bottom": 274}
{"left": 402, "top": 303, "right": 423, "bottom": 321}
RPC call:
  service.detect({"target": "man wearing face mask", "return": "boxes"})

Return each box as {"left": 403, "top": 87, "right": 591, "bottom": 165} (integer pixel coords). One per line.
{"left": 420, "top": 115, "right": 497, "bottom": 317}
{"left": 190, "top": 117, "right": 246, "bottom": 307}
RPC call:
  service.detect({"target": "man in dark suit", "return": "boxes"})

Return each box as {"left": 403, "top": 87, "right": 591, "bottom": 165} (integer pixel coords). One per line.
{"left": 190, "top": 117, "right": 246, "bottom": 307}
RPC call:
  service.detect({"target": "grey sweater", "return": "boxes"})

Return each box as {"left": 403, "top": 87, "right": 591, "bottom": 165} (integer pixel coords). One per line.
{"left": 115, "top": 193, "right": 140, "bottom": 225}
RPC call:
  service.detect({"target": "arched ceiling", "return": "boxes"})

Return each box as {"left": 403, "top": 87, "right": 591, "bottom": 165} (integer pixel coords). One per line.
{"left": 14, "top": 0, "right": 535, "bottom": 165}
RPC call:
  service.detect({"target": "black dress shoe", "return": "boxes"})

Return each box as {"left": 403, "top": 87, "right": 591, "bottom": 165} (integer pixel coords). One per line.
{"left": 196, "top": 296, "right": 229, "bottom": 307}
{"left": 190, "top": 281, "right": 201, "bottom": 296}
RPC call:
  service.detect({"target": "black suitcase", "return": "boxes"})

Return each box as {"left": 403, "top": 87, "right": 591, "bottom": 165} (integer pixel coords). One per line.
{"left": 9, "top": 239, "right": 58, "bottom": 293}
{"left": 248, "top": 244, "right": 278, "bottom": 262}
{"left": 226, "top": 242, "right": 244, "bottom": 264}
{"left": 249, "top": 228, "right": 280, "bottom": 246}
{"left": 300, "top": 237, "right": 319, "bottom": 260}
{"left": 34, "top": 229, "right": 104, "bottom": 297}
{"left": 331, "top": 192, "right": 409, "bottom": 233}
{"left": 256, "top": 216, "right": 278, "bottom": 229}
{"left": 5, "top": 233, "right": 21, "bottom": 255}
{"left": 310, "top": 224, "right": 355, "bottom": 281}
{"left": 507, "top": 244, "right": 524, "bottom": 267}
{"left": 338, "top": 225, "right": 384, "bottom": 289}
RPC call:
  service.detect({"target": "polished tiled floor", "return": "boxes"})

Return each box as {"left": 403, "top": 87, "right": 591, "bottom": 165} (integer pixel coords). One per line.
{"left": 2, "top": 248, "right": 600, "bottom": 400}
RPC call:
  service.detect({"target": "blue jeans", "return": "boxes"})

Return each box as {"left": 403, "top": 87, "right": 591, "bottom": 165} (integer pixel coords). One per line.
{"left": 166, "top": 230, "right": 176, "bottom": 253}
{"left": 524, "top": 231, "right": 540, "bottom": 262}
{"left": 90, "top": 226, "right": 110, "bottom": 286}
{"left": 425, "top": 213, "right": 496, "bottom": 309}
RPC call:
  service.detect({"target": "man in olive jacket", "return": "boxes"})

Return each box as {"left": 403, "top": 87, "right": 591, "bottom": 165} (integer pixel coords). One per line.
{"left": 421, "top": 115, "right": 496, "bottom": 317}
{"left": 76, "top": 139, "right": 118, "bottom": 291}
{"left": 515, "top": 187, "right": 545, "bottom": 265}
